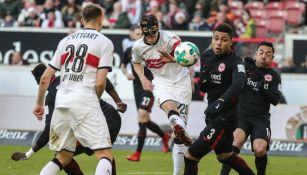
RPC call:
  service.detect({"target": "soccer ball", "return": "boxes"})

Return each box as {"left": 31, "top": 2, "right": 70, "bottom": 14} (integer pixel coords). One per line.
{"left": 174, "top": 41, "right": 200, "bottom": 67}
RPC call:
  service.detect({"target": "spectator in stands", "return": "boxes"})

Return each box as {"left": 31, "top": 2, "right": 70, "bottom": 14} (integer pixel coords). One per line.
{"left": 147, "top": 0, "right": 160, "bottom": 15}
{"left": 219, "top": 4, "right": 235, "bottom": 23}
{"left": 61, "top": 0, "right": 81, "bottom": 28}
{"left": 172, "top": 11, "right": 189, "bottom": 30}
{"left": 189, "top": 11, "right": 211, "bottom": 31}
{"left": 1, "top": 14, "right": 15, "bottom": 27}
{"left": 240, "top": 9, "right": 256, "bottom": 38}
{"left": 156, "top": 11, "right": 169, "bottom": 30}
{"left": 39, "top": 0, "right": 62, "bottom": 27}
{"left": 122, "top": 0, "right": 142, "bottom": 26}
{"left": 98, "top": 0, "right": 114, "bottom": 16}
{"left": 109, "top": 1, "right": 131, "bottom": 29}
{"left": 166, "top": 1, "right": 180, "bottom": 29}
{"left": 9, "top": 52, "right": 29, "bottom": 65}
{"left": 41, "top": 11, "right": 64, "bottom": 28}
{"left": 0, "top": 0, "right": 22, "bottom": 20}
{"left": 17, "top": 0, "right": 37, "bottom": 26}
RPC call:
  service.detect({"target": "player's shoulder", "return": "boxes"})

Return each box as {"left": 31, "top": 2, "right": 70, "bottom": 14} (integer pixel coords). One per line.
{"left": 268, "top": 68, "right": 281, "bottom": 79}
{"left": 161, "top": 30, "right": 180, "bottom": 40}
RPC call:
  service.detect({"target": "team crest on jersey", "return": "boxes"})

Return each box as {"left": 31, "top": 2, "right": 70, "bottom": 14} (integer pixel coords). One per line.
{"left": 264, "top": 74, "right": 273, "bottom": 82}
{"left": 218, "top": 63, "right": 226, "bottom": 72}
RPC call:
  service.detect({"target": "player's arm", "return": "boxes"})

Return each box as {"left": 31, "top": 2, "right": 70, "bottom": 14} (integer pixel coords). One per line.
{"left": 132, "top": 46, "right": 153, "bottom": 91}
{"left": 33, "top": 66, "right": 56, "bottom": 121}
{"left": 96, "top": 68, "right": 108, "bottom": 98}
{"left": 105, "top": 77, "right": 127, "bottom": 113}
{"left": 120, "top": 47, "right": 135, "bottom": 80}
{"left": 220, "top": 59, "right": 246, "bottom": 103}
{"left": 261, "top": 72, "right": 281, "bottom": 106}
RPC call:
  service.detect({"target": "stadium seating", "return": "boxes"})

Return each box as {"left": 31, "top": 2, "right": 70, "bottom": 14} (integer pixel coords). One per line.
{"left": 284, "top": 1, "right": 305, "bottom": 26}
{"left": 267, "top": 10, "right": 286, "bottom": 33}
{"left": 255, "top": 19, "right": 268, "bottom": 38}
{"left": 245, "top": 2, "right": 265, "bottom": 11}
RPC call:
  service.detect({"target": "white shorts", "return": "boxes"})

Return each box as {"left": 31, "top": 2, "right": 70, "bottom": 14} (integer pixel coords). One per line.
{"left": 152, "top": 75, "right": 192, "bottom": 108}
{"left": 49, "top": 107, "right": 111, "bottom": 152}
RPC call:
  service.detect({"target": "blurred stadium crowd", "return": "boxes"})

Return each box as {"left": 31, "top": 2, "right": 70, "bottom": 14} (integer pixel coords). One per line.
{"left": 1, "top": 0, "right": 307, "bottom": 73}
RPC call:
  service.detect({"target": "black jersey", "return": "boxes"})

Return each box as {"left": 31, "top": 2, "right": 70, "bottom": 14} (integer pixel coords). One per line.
{"left": 238, "top": 57, "right": 281, "bottom": 119}
{"left": 121, "top": 46, "right": 153, "bottom": 85}
{"left": 199, "top": 49, "right": 246, "bottom": 125}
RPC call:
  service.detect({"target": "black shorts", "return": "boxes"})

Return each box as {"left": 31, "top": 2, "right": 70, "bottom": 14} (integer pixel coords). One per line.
{"left": 188, "top": 122, "right": 235, "bottom": 159}
{"left": 238, "top": 116, "right": 271, "bottom": 150}
{"left": 133, "top": 83, "right": 154, "bottom": 112}
{"left": 74, "top": 101, "right": 122, "bottom": 156}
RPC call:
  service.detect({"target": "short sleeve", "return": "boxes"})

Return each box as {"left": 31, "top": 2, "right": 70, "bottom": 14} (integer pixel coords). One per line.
{"left": 165, "top": 31, "right": 181, "bottom": 53}
{"left": 132, "top": 45, "right": 142, "bottom": 64}
{"left": 49, "top": 40, "right": 64, "bottom": 71}
{"left": 99, "top": 40, "right": 114, "bottom": 70}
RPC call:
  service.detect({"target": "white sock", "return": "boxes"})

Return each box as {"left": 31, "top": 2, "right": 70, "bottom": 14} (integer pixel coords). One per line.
{"left": 25, "top": 148, "right": 35, "bottom": 158}
{"left": 172, "top": 143, "right": 187, "bottom": 175}
{"left": 169, "top": 114, "right": 186, "bottom": 129}
{"left": 40, "top": 161, "right": 60, "bottom": 175}
{"left": 95, "top": 158, "right": 112, "bottom": 175}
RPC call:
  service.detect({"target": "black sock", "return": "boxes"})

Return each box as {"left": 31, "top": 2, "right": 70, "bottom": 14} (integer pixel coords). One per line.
{"left": 63, "top": 158, "right": 84, "bottom": 175}
{"left": 147, "top": 121, "right": 164, "bottom": 137}
{"left": 220, "top": 146, "right": 240, "bottom": 175}
{"left": 219, "top": 154, "right": 255, "bottom": 175}
{"left": 183, "top": 157, "right": 199, "bottom": 175}
{"left": 112, "top": 158, "right": 116, "bottom": 175}
{"left": 168, "top": 110, "right": 179, "bottom": 118}
{"left": 255, "top": 154, "right": 267, "bottom": 175}
{"left": 52, "top": 157, "right": 63, "bottom": 170}
{"left": 136, "top": 122, "right": 147, "bottom": 152}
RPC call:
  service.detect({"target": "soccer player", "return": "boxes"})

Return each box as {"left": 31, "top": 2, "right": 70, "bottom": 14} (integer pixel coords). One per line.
{"left": 132, "top": 13, "right": 192, "bottom": 175}
{"left": 11, "top": 63, "right": 126, "bottom": 175}
{"left": 220, "top": 41, "right": 281, "bottom": 175}
{"left": 121, "top": 26, "right": 171, "bottom": 161}
{"left": 32, "top": 4, "right": 114, "bottom": 175}
{"left": 183, "top": 23, "right": 255, "bottom": 175}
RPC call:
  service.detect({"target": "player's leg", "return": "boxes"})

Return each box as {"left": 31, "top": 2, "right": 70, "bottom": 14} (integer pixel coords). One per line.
{"left": 183, "top": 125, "right": 218, "bottom": 175}
{"left": 147, "top": 120, "right": 171, "bottom": 153}
{"left": 71, "top": 108, "right": 113, "bottom": 175}
{"left": 215, "top": 127, "right": 254, "bottom": 175}
{"left": 63, "top": 158, "right": 84, "bottom": 175}
{"left": 220, "top": 128, "right": 248, "bottom": 175}
{"left": 252, "top": 120, "right": 271, "bottom": 175}
{"left": 40, "top": 108, "right": 76, "bottom": 175}
{"left": 161, "top": 100, "right": 191, "bottom": 146}
{"left": 127, "top": 108, "right": 149, "bottom": 161}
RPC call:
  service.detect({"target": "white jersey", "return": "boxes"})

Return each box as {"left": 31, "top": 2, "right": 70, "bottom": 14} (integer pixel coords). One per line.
{"left": 132, "top": 30, "right": 190, "bottom": 83}
{"left": 49, "top": 29, "right": 114, "bottom": 110}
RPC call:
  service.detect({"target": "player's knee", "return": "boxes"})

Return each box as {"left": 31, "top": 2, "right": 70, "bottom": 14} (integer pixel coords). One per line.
{"left": 138, "top": 109, "right": 150, "bottom": 122}
{"left": 253, "top": 146, "right": 266, "bottom": 157}
{"left": 56, "top": 151, "right": 74, "bottom": 167}
{"left": 94, "top": 148, "right": 113, "bottom": 161}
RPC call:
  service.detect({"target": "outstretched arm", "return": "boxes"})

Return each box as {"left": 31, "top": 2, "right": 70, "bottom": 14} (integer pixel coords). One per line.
{"left": 133, "top": 63, "right": 153, "bottom": 91}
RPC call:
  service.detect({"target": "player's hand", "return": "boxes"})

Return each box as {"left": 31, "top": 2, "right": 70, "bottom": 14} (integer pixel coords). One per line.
{"left": 11, "top": 152, "right": 28, "bottom": 161}
{"left": 117, "top": 102, "right": 127, "bottom": 113}
{"left": 159, "top": 49, "right": 175, "bottom": 63}
{"left": 141, "top": 78, "right": 154, "bottom": 92}
{"left": 204, "top": 98, "right": 224, "bottom": 117}
{"left": 126, "top": 74, "right": 135, "bottom": 81}
{"left": 33, "top": 104, "right": 44, "bottom": 121}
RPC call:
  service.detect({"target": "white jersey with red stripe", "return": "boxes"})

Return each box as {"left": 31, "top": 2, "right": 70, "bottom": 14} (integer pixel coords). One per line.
{"left": 49, "top": 28, "right": 113, "bottom": 110}
{"left": 132, "top": 30, "right": 190, "bottom": 84}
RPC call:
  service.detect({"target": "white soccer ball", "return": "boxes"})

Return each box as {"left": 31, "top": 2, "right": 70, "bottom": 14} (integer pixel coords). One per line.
{"left": 174, "top": 41, "right": 200, "bottom": 67}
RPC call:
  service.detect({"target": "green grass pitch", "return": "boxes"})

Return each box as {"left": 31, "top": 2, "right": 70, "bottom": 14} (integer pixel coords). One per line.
{"left": 0, "top": 145, "right": 306, "bottom": 175}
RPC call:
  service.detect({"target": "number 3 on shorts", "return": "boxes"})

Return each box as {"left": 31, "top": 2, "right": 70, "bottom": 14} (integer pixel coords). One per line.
{"left": 207, "top": 128, "right": 215, "bottom": 140}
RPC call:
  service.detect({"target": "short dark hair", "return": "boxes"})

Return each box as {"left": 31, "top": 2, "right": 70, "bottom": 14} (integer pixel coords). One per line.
{"left": 257, "top": 41, "right": 275, "bottom": 54}
{"left": 213, "top": 23, "right": 234, "bottom": 38}
{"left": 82, "top": 4, "right": 103, "bottom": 22}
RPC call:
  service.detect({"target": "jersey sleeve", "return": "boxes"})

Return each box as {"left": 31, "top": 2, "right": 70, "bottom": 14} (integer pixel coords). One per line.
{"left": 49, "top": 39, "right": 64, "bottom": 71}
{"left": 262, "top": 71, "right": 281, "bottom": 106}
{"left": 221, "top": 57, "right": 246, "bottom": 102}
{"left": 132, "top": 44, "right": 142, "bottom": 64}
{"left": 165, "top": 31, "right": 181, "bottom": 55}
{"left": 121, "top": 47, "right": 132, "bottom": 65}
{"left": 99, "top": 40, "right": 114, "bottom": 70}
